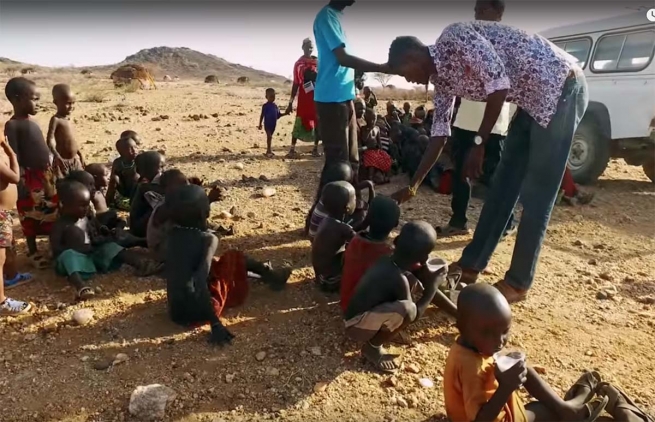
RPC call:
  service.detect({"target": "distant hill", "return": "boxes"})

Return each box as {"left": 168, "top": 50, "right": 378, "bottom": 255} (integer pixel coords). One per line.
{"left": 1, "top": 47, "right": 287, "bottom": 83}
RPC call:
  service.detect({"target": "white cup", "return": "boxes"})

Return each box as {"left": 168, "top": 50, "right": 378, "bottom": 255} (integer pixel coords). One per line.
{"left": 493, "top": 351, "right": 526, "bottom": 372}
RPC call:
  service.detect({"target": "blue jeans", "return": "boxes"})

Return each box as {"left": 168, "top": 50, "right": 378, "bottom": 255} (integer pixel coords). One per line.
{"left": 459, "top": 70, "right": 588, "bottom": 290}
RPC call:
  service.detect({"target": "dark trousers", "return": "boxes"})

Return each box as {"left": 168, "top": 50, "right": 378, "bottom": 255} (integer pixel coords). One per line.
{"left": 315, "top": 101, "right": 359, "bottom": 198}
{"left": 449, "top": 127, "right": 515, "bottom": 231}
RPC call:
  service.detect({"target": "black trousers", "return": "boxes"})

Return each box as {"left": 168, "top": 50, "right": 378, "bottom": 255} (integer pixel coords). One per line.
{"left": 449, "top": 127, "right": 515, "bottom": 230}
{"left": 315, "top": 101, "right": 359, "bottom": 199}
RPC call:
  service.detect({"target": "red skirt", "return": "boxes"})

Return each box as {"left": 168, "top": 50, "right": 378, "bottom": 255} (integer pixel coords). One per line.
{"left": 207, "top": 250, "right": 249, "bottom": 318}
{"left": 363, "top": 149, "right": 392, "bottom": 173}
{"left": 16, "top": 167, "right": 59, "bottom": 237}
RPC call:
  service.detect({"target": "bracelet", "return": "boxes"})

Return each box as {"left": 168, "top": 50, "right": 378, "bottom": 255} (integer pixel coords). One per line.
{"left": 408, "top": 185, "right": 418, "bottom": 197}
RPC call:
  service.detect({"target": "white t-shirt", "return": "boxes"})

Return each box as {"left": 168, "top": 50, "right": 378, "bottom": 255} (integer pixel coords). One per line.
{"left": 453, "top": 99, "right": 516, "bottom": 136}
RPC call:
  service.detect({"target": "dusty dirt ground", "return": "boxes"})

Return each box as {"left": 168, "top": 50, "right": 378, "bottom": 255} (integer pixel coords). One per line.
{"left": 0, "top": 78, "right": 654, "bottom": 422}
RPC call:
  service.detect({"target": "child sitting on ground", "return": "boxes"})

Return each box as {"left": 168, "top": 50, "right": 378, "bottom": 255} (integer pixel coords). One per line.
{"left": 344, "top": 221, "right": 455, "bottom": 372}
{"left": 46, "top": 83, "right": 85, "bottom": 178}
{"left": 445, "top": 283, "right": 609, "bottom": 422}
{"left": 340, "top": 196, "right": 400, "bottom": 313}
{"left": 106, "top": 136, "right": 139, "bottom": 210}
{"left": 306, "top": 161, "right": 374, "bottom": 239}
{"left": 50, "top": 181, "right": 160, "bottom": 300}
{"left": 120, "top": 130, "right": 141, "bottom": 146}
{"left": 129, "top": 151, "right": 165, "bottom": 238}
{"left": 311, "top": 181, "right": 356, "bottom": 293}
{"left": 258, "top": 88, "right": 290, "bottom": 158}
{"left": 4, "top": 77, "right": 58, "bottom": 269}
{"left": 164, "top": 184, "right": 291, "bottom": 345}
{"left": 360, "top": 108, "right": 392, "bottom": 185}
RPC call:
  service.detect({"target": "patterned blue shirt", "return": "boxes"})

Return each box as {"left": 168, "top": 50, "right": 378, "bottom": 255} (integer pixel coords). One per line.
{"left": 429, "top": 21, "right": 578, "bottom": 137}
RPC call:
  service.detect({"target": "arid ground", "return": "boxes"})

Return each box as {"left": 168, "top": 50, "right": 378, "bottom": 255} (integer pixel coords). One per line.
{"left": 0, "top": 76, "right": 653, "bottom": 422}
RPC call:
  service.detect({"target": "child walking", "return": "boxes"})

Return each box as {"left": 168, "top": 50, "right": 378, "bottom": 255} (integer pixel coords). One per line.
{"left": 258, "top": 88, "right": 289, "bottom": 158}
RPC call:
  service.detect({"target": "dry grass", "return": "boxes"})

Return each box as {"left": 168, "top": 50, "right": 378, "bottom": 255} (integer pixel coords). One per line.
{"left": 373, "top": 86, "right": 432, "bottom": 102}
{"left": 82, "top": 89, "right": 108, "bottom": 103}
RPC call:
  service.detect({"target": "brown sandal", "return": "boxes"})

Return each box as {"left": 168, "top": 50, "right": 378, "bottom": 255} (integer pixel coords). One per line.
{"left": 597, "top": 382, "right": 655, "bottom": 422}
{"left": 564, "top": 370, "right": 601, "bottom": 402}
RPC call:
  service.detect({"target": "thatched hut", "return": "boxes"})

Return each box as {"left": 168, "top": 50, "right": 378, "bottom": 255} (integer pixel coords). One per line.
{"left": 204, "top": 75, "right": 219, "bottom": 83}
{"left": 110, "top": 64, "right": 156, "bottom": 90}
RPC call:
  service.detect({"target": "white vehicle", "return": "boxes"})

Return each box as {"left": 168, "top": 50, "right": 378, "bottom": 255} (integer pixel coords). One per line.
{"left": 541, "top": 12, "right": 655, "bottom": 183}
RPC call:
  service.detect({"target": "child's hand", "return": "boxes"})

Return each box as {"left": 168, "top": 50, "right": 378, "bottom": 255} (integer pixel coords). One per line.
{"left": 207, "top": 186, "right": 225, "bottom": 203}
{"left": 209, "top": 323, "right": 235, "bottom": 346}
{"left": 494, "top": 360, "right": 527, "bottom": 391}
{"left": 257, "top": 124, "right": 263, "bottom": 130}
{"left": 188, "top": 176, "right": 204, "bottom": 186}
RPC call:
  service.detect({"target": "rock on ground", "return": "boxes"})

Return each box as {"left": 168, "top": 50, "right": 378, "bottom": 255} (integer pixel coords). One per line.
{"left": 128, "top": 384, "right": 177, "bottom": 421}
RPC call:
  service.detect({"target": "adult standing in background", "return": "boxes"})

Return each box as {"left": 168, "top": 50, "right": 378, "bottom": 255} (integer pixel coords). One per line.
{"left": 388, "top": 20, "right": 588, "bottom": 303}
{"left": 285, "top": 38, "right": 321, "bottom": 159}
{"left": 312, "top": 0, "right": 388, "bottom": 197}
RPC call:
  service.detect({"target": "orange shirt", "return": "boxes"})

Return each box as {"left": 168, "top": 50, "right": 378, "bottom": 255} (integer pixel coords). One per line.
{"left": 444, "top": 342, "right": 527, "bottom": 422}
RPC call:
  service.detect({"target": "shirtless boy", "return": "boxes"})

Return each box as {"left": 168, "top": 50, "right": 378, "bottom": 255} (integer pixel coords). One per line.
{"left": 50, "top": 181, "right": 159, "bottom": 300}
{"left": 120, "top": 130, "right": 141, "bottom": 146}
{"left": 0, "top": 138, "right": 31, "bottom": 315}
{"left": 344, "top": 221, "right": 454, "bottom": 372}
{"left": 4, "top": 77, "right": 58, "bottom": 268}
{"left": 164, "top": 184, "right": 291, "bottom": 345}
{"left": 129, "top": 151, "right": 164, "bottom": 238}
{"left": 46, "top": 84, "right": 85, "bottom": 178}
{"left": 106, "top": 136, "right": 139, "bottom": 210}
{"left": 311, "top": 181, "right": 356, "bottom": 292}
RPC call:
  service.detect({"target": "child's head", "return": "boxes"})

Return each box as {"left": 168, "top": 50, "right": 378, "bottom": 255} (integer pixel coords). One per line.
{"left": 167, "top": 184, "right": 210, "bottom": 230}
{"left": 265, "top": 88, "right": 276, "bottom": 102}
{"left": 52, "top": 84, "right": 75, "bottom": 116}
{"left": 66, "top": 170, "right": 96, "bottom": 195}
{"left": 393, "top": 221, "right": 437, "bottom": 269}
{"left": 135, "top": 151, "right": 165, "bottom": 183}
{"left": 120, "top": 130, "right": 141, "bottom": 145}
{"left": 456, "top": 284, "right": 511, "bottom": 357}
{"left": 85, "top": 163, "right": 110, "bottom": 190}
{"left": 363, "top": 86, "right": 372, "bottom": 98}
{"left": 321, "top": 181, "right": 356, "bottom": 219}
{"left": 367, "top": 196, "right": 400, "bottom": 240}
{"left": 386, "top": 101, "right": 396, "bottom": 116}
{"left": 321, "top": 161, "right": 353, "bottom": 187}
{"left": 403, "top": 102, "right": 411, "bottom": 113}
{"left": 115, "top": 136, "right": 138, "bottom": 162}
{"left": 5, "top": 77, "right": 39, "bottom": 116}
{"left": 302, "top": 38, "right": 314, "bottom": 57}
{"left": 354, "top": 98, "right": 365, "bottom": 119}
{"left": 59, "top": 180, "right": 91, "bottom": 219}
{"left": 364, "top": 108, "right": 377, "bottom": 127}
{"left": 160, "top": 168, "right": 189, "bottom": 195}
{"left": 417, "top": 127, "right": 428, "bottom": 136}
{"left": 417, "top": 134, "right": 430, "bottom": 149}
{"left": 474, "top": 0, "right": 505, "bottom": 21}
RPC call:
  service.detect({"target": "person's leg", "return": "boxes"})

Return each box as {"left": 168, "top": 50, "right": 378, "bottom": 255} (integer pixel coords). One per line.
{"left": 458, "top": 111, "right": 532, "bottom": 273}
{"left": 316, "top": 101, "right": 350, "bottom": 195}
{"left": 265, "top": 131, "right": 274, "bottom": 156}
{"left": 446, "top": 128, "right": 474, "bottom": 231}
{"left": 346, "top": 101, "right": 360, "bottom": 193}
{"left": 115, "top": 247, "right": 162, "bottom": 276}
{"left": 3, "top": 245, "right": 33, "bottom": 289}
{"left": 502, "top": 75, "right": 589, "bottom": 294}
{"left": 245, "top": 256, "right": 291, "bottom": 291}
{"left": 0, "top": 247, "right": 32, "bottom": 315}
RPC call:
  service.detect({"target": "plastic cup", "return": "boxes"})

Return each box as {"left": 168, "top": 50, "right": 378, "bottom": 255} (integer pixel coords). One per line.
{"left": 426, "top": 257, "right": 447, "bottom": 273}
{"left": 493, "top": 350, "right": 526, "bottom": 372}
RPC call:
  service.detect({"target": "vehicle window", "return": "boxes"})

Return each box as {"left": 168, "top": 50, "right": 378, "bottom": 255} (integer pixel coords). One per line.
{"left": 552, "top": 39, "right": 591, "bottom": 68}
{"left": 592, "top": 30, "right": 655, "bottom": 72}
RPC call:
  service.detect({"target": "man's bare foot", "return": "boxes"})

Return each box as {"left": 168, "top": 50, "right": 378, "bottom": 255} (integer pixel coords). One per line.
{"left": 361, "top": 342, "right": 399, "bottom": 373}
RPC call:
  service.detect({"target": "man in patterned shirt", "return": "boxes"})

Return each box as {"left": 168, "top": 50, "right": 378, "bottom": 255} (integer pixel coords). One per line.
{"left": 389, "top": 21, "right": 588, "bottom": 303}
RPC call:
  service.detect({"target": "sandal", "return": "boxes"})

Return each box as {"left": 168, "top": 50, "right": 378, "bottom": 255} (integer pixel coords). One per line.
{"left": 597, "top": 382, "right": 655, "bottom": 422}
{"left": 4, "top": 272, "right": 34, "bottom": 290}
{"left": 76, "top": 286, "right": 96, "bottom": 301}
{"left": 311, "top": 148, "right": 322, "bottom": 157}
{"left": 286, "top": 150, "right": 299, "bottom": 159}
{"left": 362, "top": 343, "right": 400, "bottom": 374}
{"left": 436, "top": 225, "right": 470, "bottom": 237}
{"left": 583, "top": 396, "right": 610, "bottom": 422}
{"left": 564, "top": 370, "right": 601, "bottom": 402}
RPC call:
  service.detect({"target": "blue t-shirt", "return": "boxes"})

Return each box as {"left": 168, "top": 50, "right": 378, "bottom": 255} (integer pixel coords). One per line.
{"left": 262, "top": 102, "right": 282, "bottom": 131}
{"left": 313, "top": 5, "right": 355, "bottom": 103}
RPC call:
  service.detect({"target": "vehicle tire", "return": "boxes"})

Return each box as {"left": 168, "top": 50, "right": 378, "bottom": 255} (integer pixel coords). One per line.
{"left": 643, "top": 156, "right": 655, "bottom": 183}
{"left": 568, "top": 120, "right": 610, "bottom": 185}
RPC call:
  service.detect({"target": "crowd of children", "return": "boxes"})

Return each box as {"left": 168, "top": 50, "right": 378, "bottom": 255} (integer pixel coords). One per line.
{"left": 2, "top": 75, "right": 647, "bottom": 422}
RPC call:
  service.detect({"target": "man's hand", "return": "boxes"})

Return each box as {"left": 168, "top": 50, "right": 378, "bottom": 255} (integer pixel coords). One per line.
{"left": 494, "top": 360, "right": 527, "bottom": 392}
{"left": 53, "top": 155, "right": 65, "bottom": 173}
{"left": 391, "top": 186, "right": 414, "bottom": 204}
{"left": 257, "top": 124, "right": 263, "bottom": 130}
{"left": 463, "top": 145, "right": 485, "bottom": 181}
{"left": 285, "top": 103, "right": 293, "bottom": 115}
{"left": 209, "top": 323, "right": 235, "bottom": 346}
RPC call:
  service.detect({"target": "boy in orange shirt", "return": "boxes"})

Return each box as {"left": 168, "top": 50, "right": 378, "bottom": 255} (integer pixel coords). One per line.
{"left": 444, "top": 283, "right": 608, "bottom": 422}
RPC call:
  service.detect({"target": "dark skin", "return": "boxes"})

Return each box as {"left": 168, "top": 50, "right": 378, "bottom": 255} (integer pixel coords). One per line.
{"left": 388, "top": 44, "right": 508, "bottom": 203}
{"left": 258, "top": 90, "right": 290, "bottom": 156}
{"left": 362, "top": 87, "right": 377, "bottom": 108}
{"left": 106, "top": 138, "right": 139, "bottom": 205}
{"left": 311, "top": 181, "right": 356, "bottom": 279}
{"left": 85, "top": 163, "right": 110, "bottom": 213}
{"left": 46, "top": 85, "right": 85, "bottom": 169}
{"left": 129, "top": 152, "right": 165, "bottom": 237}
{"left": 0, "top": 139, "right": 20, "bottom": 302}
{"left": 457, "top": 285, "right": 594, "bottom": 422}
{"left": 286, "top": 40, "right": 320, "bottom": 155}
{"left": 67, "top": 170, "right": 125, "bottom": 236}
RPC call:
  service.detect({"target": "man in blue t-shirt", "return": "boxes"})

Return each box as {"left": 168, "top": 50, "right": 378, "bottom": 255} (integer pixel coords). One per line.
{"left": 312, "top": 0, "right": 388, "bottom": 197}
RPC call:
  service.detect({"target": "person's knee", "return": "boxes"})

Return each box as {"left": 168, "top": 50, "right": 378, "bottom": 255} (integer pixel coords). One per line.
{"left": 399, "top": 300, "right": 417, "bottom": 323}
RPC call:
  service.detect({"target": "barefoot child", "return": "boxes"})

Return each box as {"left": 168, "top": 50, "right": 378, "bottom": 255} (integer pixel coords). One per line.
{"left": 106, "top": 136, "right": 139, "bottom": 210}
{"left": 340, "top": 196, "right": 400, "bottom": 312}
{"left": 4, "top": 77, "right": 58, "bottom": 269}
{"left": 50, "top": 181, "right": 160, "bottom": 300}
{"left": 129, "top": 151, "right": 164, "bottom": 238}
{"left": 164, "top": 184, "right": 291, "bottom": 345}
{"left": 311, "top": 181, "right": 356, "bottom": 292}
{"left": 445, "top": 283, "right": 608, "bottom": 422}
{"left": 0, "top": 138, "right": 31, "bottom": 315}
{"left": 258, "top": 88, "right": 289, "bottom": 157}
{"left": 344, "top": 221, "right": 454, "bottom": 372}
{"left": 46, "top": 84, "right": 85, "bottom": 178}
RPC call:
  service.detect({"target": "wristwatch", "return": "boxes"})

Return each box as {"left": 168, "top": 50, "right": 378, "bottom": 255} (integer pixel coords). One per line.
{"left": 474, "top": 135, "right": 483, "bottom": 146}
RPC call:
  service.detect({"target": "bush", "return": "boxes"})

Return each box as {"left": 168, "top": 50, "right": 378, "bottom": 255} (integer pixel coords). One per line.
{"left": 82, "top": 90, "right": 107, "bottom": 103}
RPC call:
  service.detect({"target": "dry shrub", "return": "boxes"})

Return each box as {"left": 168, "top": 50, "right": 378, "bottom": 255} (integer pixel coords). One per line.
{"left": 82, "top": 89, "right": 107, "bottom": 103}
{"left": 122, "top": 80, "right": 141, "bottom": 93}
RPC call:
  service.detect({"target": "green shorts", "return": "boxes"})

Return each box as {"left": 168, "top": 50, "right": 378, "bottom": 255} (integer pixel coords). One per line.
{"left": 55, "top": 242, "right": 124, "bottom": 280}
{"left": 292, "top": 117, "right": 316, "bottom": 143}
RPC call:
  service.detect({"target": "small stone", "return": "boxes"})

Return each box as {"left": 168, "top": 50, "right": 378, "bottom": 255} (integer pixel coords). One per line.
{"left": 160, "top": 115, "right": 169, "bottom": 120}
{"left": 385, "top": 376, "right": 399, "bottom": 387}
{"left": 218, "top": 211, "right": 233, "bottom": 219}
{"left": 113, "top": 353, "right": 129, "bottom": 366}
{"left": 225, "top": 374, "right": 236, "bottom": 384}
{"left": 72, "top": 309, "right": 94, "bottom": 326}
{"left": 247, "top": 212, "right": 256, "bottom": 219}
{"left": 596, "top": 290, "right": 609, "bottom": 300}
{"left": 93, "top": 359, "right": 113, "bottom": 371}
{"left": 405, "top": 363, "right": 421, "bottom": 374}
{"left": 636, "top": 296, "right": 655, "bottom": 305}
{"left": 211, "top": 113, "right": 219, "bottom": 118}
{"left": 585, "top": 350, "right": 594, "bottom": 357}
{"left": 261, "top": 187, "right": 276, "bottom": 198}
{"left": 533, "top": 365, "right": 547, "bottom": 375}
{"left": 24, "top": 333, "right": 37, "bottom": 342}
{"left": 588, "top": 258, "right": 598, "bottom": 266}
{"left": 183, "top": 372, "right": 194, "bottom": 382}
{"left": 234, "top": 163, "right": 245, "bottom": 170}
{"left": 151, "top": 116, "right": 162, "bottom": 122}
{"left": 265, "top": 367, "right": 279, "bottom": 377}
{"left": 252, "top": 143, "right": 260, "bottom": 148}
{"left": 313, "top": 382, "right": 328, "bottom": 394}
{"left": 599, "top": 272, "right": 613, "bottom": 281}
{"left": 309, "top": 346, "right": 322, "bottom": 356}
{"left": 80, "top": 356, "right": 90, "bottom": 362}
{"left": 128, "top": 384, "right": 177, "bottom": 421}
{"left": 418, "top": 378, "right": 434, "bottom": 388}
{"left": 593, "top": 243, "right": 606, "bottom": 250}
{"left": 255, "top": 351, "right": 267, "bottom": 362}
{"left": 56, "top": 302, "right": 67, "bottom": 310}
{"left": 259, "top": 175, "right": 269, "bottom": 182}
{"left": 396, "top": 397, "right": 408, "bottom": 408}
{"left": 572, "top": 240, "right": 584, "bottom": 247}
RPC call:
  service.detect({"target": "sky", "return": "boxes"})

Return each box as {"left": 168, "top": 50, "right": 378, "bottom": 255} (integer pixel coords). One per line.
{"left": 0, "top": 0, "right": 652, "bottom": 88}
